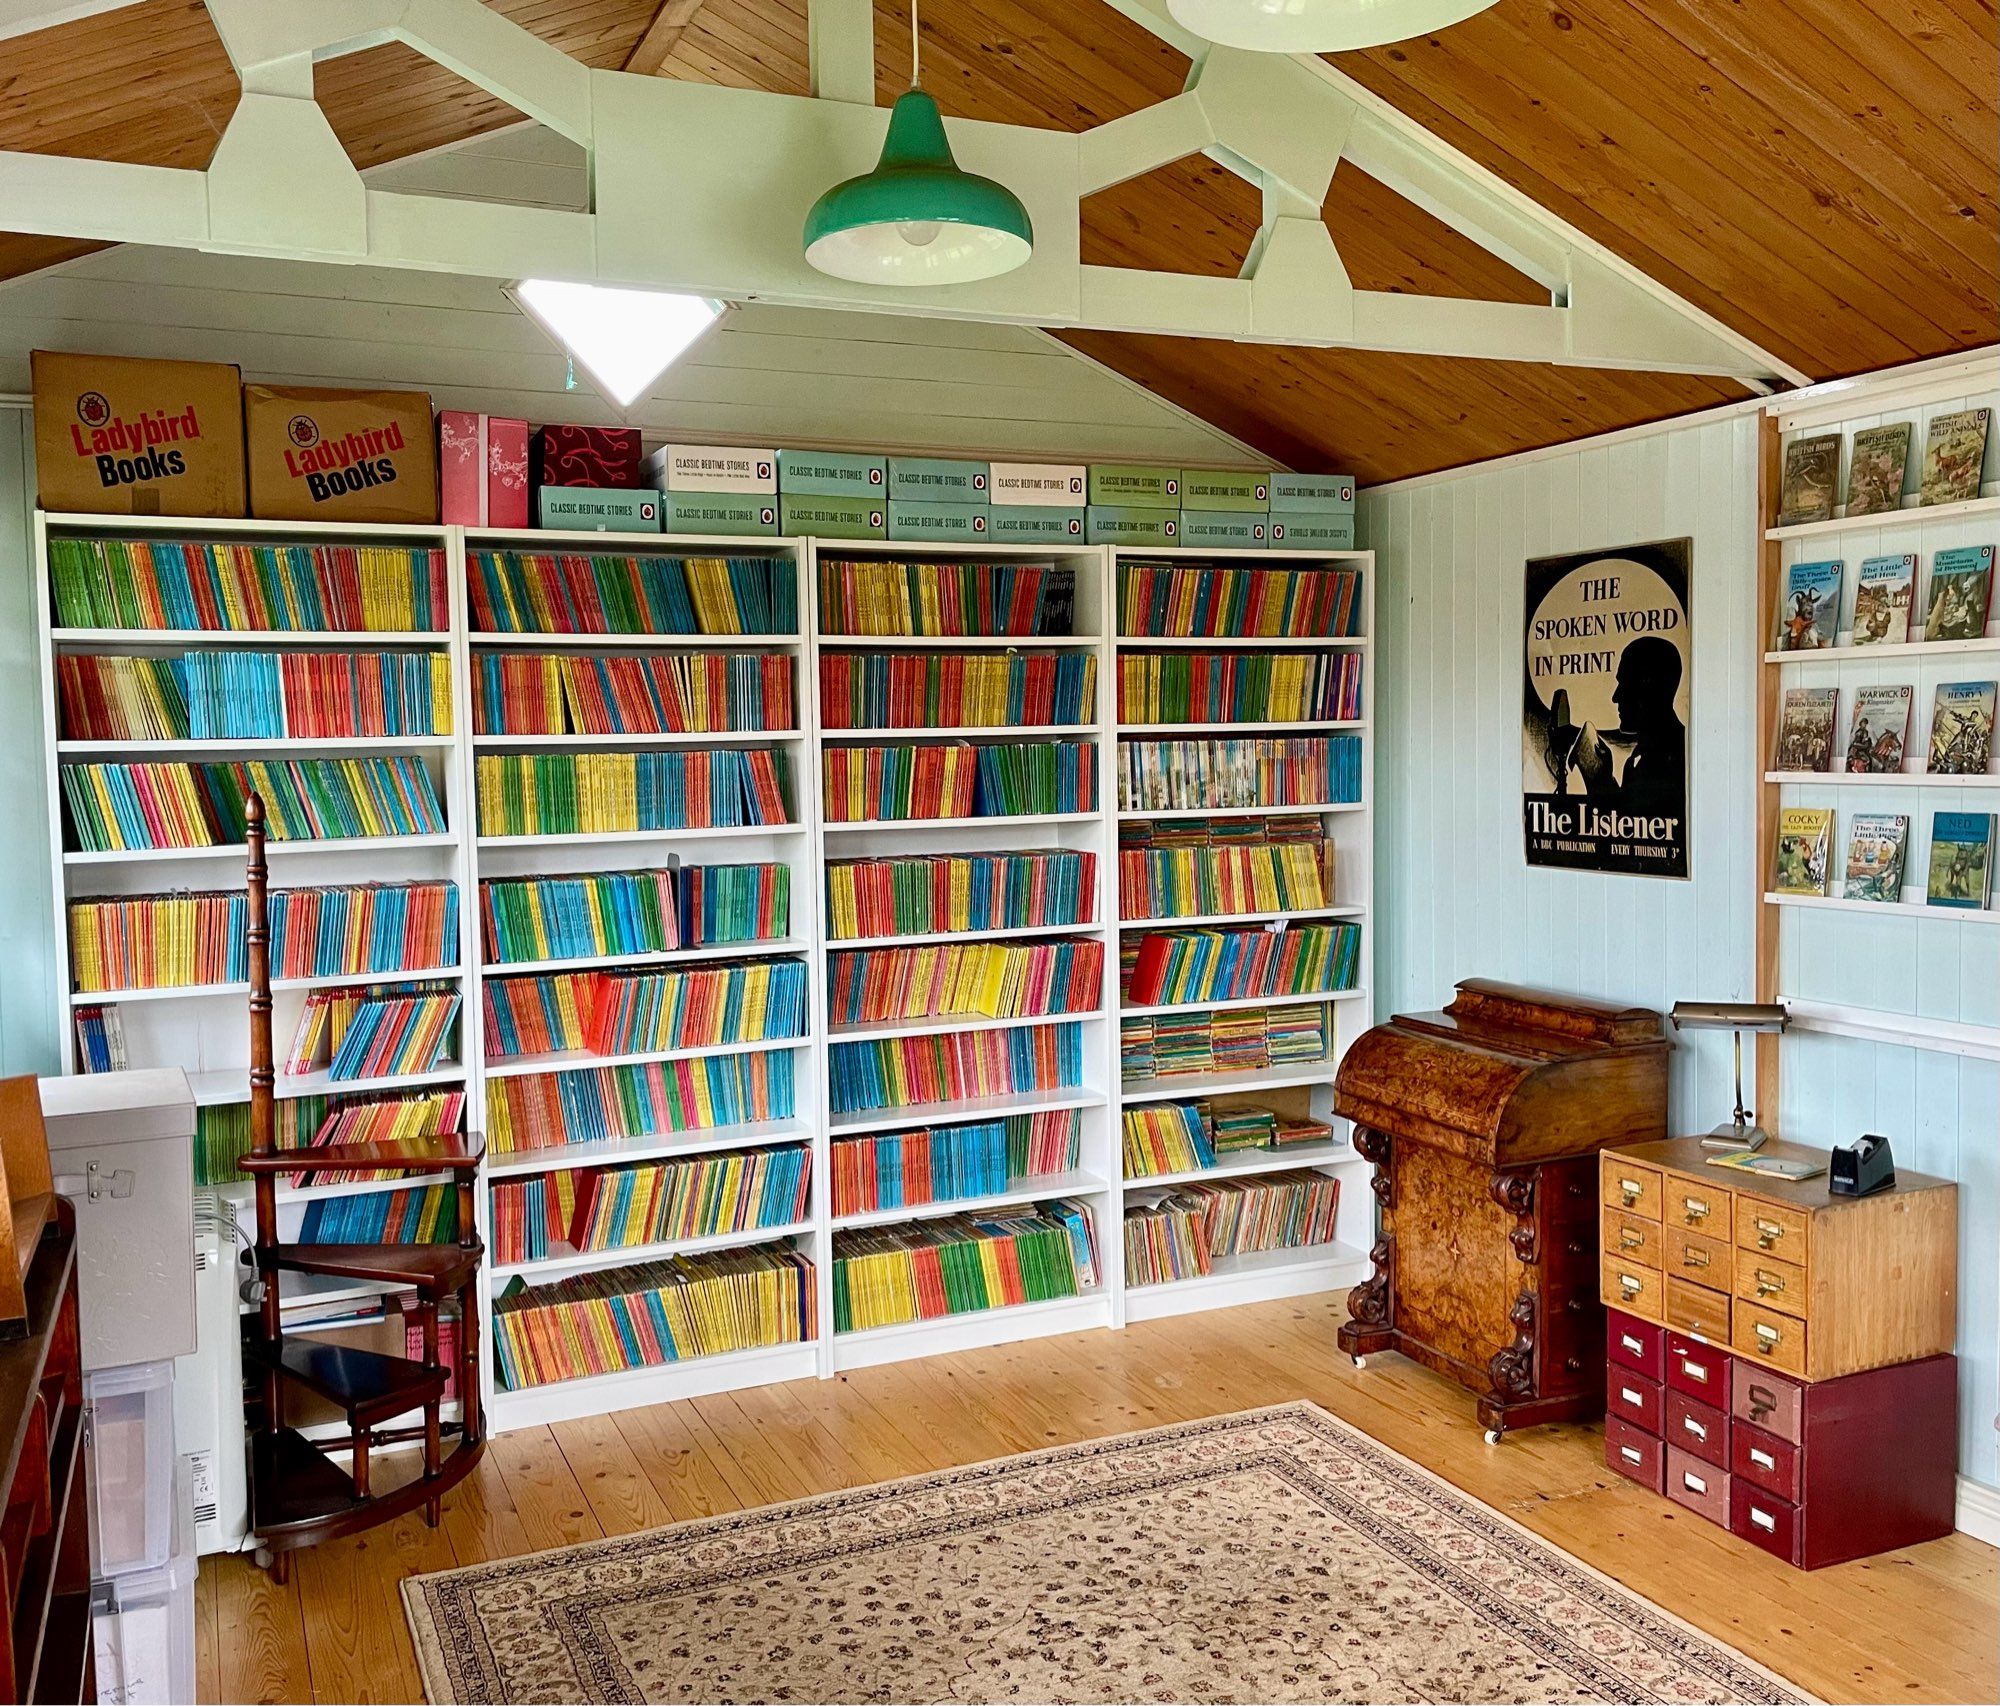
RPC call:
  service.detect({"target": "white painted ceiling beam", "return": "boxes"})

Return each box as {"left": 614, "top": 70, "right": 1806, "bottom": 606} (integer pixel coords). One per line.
{"left": 809, "top": 0, "right": 877, "bottom": 105}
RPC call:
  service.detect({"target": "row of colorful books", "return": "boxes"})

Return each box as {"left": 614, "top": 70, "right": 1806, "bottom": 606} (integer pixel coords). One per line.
{"left": 279, "top": 1090, "right": 467, "bottom": 1186}
{"left": 1774, "top": 547, "right": 1994, "bottom": 651}
{"left": 1119, "top": 1005, "right": 1329, "bottom": 1082}
{"left": 818, "top": 559, "right": 1077, "bottom": 638}
{"left": 488, "top": 1143, "right": 811, "bottom": 1265}
{"left": 72, "top": 1005, "right": 125, "bottom": 1074}
{"left": 1776, "top": 681, "right": 1994, "bottom": 777}
{"left": 828, "top": 1107, "right": 1083, "bottom": 1218}
{"left": 828, "top": 1021, "right": 1084, "bottom": 1116}
{"left": 67, "top": 878, "right": 458, "bottom": 992}
{"left": 825, "top": 939, "right": 1102, "bottom": 1027}
{"left": 1120, "top": 922, "right": 1360, "bottom": 1008}
{"left": 298, "top": 1185, "right": 458, "bottom": 1245}
{"left": 285, "top": 981, "right": 462, "bottom": 1081}
{"left": 1117, "top": 816, "right": 1333, "bottom": 920}
{"left": 1116, "top": 651, "right": 1362, "bottom": 725}
{"left": 825, "top": 848, "right": 1094, "bottom": 940}
{"left": 473, "top": 749, "right": 792, "bottom": 836}
{"left": 1122, "top": 1098, "right": 1333, "bottom": 1177}
{"left": 830, "top": 1201, "right": 1099, "bottom": 1331}
{"left": 468, "top": 550, "right": 798, "bottom": 637}
{"left": 484, "top": 1049, "right": 795, "bottom": 1155}
{"left": 1123, "top": 1170, "right": 1341, "bottom": 1286}
{"left": 62, "top": 754, "right": 446, "bottom": 851}
{"left": 821, "top": 740, "right": 1094, "bottom": 822}
{"left": 48, "top": 537, "right": 449, "bottom": 634}
{"left": 472, "top": 651, "right": 795, "bottom": 736}
{"left": 480, "top": 959, "right": 809, "bottom": 1060}
{"left": 818, "top": 651, "right": 1095, "bottom": 730}
{"left": 1117, "top": 736, "right": 1361, "bottom": 813}
{"left": 1771, "top": 808, "right": 1994, "bottom": 908}
{"left": 491, "top": 1245, "right": 816, "bottom": 1391}
{"left": 186, "top": 1095, "right": 406, "bottom": 1185}
{"left": 480, "top": 862, "right": 789, "bottom": 964}
{"left": 1117, "top": 562, "right": 1362, "bottom": 639}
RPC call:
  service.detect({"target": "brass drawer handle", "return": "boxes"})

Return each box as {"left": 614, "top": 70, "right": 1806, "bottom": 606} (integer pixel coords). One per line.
{"left": 1755, "top": 1320, "right": 1782, "bottom": 1347}
{"left": 1682, "top": 1414, "right": 1708, "bottom": 1441}
{"left": 1754, "top": 1269, "right": 1786, "bottom": 1296}
{"left": 1618, "top": 1332, "right": 1645, "bottom": 1355}
{"left": 1619, "top": 1178, "right": 1645, "bottom": 1207}
{"left": 1617, "top": 1272, "right": 1643, "bottom": 1298}
{"left": 1619, "top": 1229, "right": 1644, "bottom": 1251}
{"left": 1681, "top": 1247, "right": 1710, "bottom": 1268}
{"left": 1750, "top": 1447, "right": 1776, "bottom": 1470}
{"left": 1681, "top": 1196, "right": 1712, "bottom": 1222}
{"left": 1680, "top": 1357, "right": 1709, "bottom": 1383}
{"left": 1753, "top": 1217, "right": 1786, "bottom": 1249}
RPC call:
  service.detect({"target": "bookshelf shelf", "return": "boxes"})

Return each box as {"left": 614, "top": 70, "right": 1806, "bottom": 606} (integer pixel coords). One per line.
{"left": 485, "top": 939, "right": 809, "bottom": 978}
{"left": 816, "top": 635, "right": 1100, "bottom": 650}
{"left": 483, "top": 1031, "right": 812, "bottom": 1080}
{"left": 476, "top": 824, "right": 808, "bottom": 851}
{"left": 1123, "top": 1142, "right": 1359, "bottom": 1189}
{"left": 68, "top": 964, "right": 464, "bottom": 1005}
{"left": 44, "top": 510, "right": 447, "bottom": 542}
{"left": 1117, "top": 1062, "right": 1340, "bottom": 1104}
{"left": 65, "top": 832, "right": 457, "bottom": 865}
{"left": 486, "top": 1118, "right": 813, "bottom": 1177}
{"left": 472, "top": 730, "right": 805, "bottom": 750}
{"left": 1762, "top": 890, "right": 1998, "bottom": 923}
{"left": 1763, "top": 493, "right": 2000, "bottom": 541}
{"left": 188, "top": 1061, "right": 468, "bottom": 1107}
{"left": 1118, "top": 719, "right": 1364, "bottom": 735}
{"left": 1118, "top": 904, "right": 1366, "bottom": 930}
{"left": 52, "top": 628, "right": 445, "bottom": 649}
{"left": 488, "top": 1218, "right": 814, "bottom": 1285}
{"left": 58, "top": 736, "right": 457, "bottom": 756}
{"left": 1116, "top": 634, "right": 1370, "bottom": 651}
{"left": 468, "top": 631, "right": 803, "bottom": 649}
{"left": 1117, "top": 802, "right": 1364, "bottom": 822}
{"left": 487, "top": 1340, "right": 820, "bottom": 1432}
{"left": 1764, "top": 770, "right": 2000, "bottom": 787}
{"left": 1121, "top": 988, "right": 1366, "bottom": 1020}
{"left": 818, "top": 725, "right": 1089, "bottom": 742}
{"left": 821, "top": 811, "right": 1099, "bottom": 833}
{"left": 1762, "top": 630, "right": 2000, "bottom": 664}
{"left": 830, "top": 1290, "right": 1112, "bottom": 1373}
{"left": 1121, "top": 1240, "right": 1370, "bottom": 1323}
{"left": 827, "top": 1007, "right": 1097, "bottom": 1046}
{"left": 829, "top": 921, "right": 1102, "bottom": 951}
{"left": 828, "top": 1085, "right": 1107, "bottom": 1137}
{"left": 1778, "top": 997, "right": 2000, "bottom": 1062}
{"left": 830, "top": 1171, "right": 1111, "bottom": 1231}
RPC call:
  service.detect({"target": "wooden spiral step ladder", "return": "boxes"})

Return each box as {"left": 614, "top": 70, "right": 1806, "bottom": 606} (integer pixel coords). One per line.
{"left": 237, "top": 794, "right": 487, "bottom": 1581}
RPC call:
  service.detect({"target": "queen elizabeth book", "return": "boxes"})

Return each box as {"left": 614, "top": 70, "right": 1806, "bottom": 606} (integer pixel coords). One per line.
{"left": 1852, "top": 553, "right": 1917, "bottom": 645}
{"left": 1779, "top": 434, "right": 1841, "bottom": 527}
{"left": 1773, "top": 807, "right": 1834, "bottom": 895}
{"left": 1924, "top": 545, "right": 1995, "bottom": 643}
{"left": 1927, "top": 682, "right": 1996, "bottom": 775}
{"left": 1776, "top": 559, "right": 1842, "bottom": 650}
{"left": 1846, "top": 683, "right": 1912, "bottom": 773}
{"left": 1921, "top": 408, "right": 1990, "bottom": 506}
{"left": 1926, "top": 812, "right": 1994, "bottom": 908}
{"left": 1776, "top": 687, "right": 1838, "bottom": 772}
{"left": 1843, "top": 813, "right": 1909, "bottom": 903}
{"left": 1845, "top": 422, "right": 1911, "bottom": 517}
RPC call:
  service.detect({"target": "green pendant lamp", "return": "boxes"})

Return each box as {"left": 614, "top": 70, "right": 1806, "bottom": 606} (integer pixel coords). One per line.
{"left": 803, "top": 2, "right": 1033, "bottom": 287}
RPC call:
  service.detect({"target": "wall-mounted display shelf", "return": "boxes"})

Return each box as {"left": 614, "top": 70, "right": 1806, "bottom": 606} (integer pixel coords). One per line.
{"left": 1764, "top": 492, "right": 2000, "bottom": 543}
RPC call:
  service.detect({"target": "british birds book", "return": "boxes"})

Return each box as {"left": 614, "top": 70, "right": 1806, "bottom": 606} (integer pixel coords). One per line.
{"left": 1926, "top": 812, "right": 1995, "bottom": 908}
{"left": 1920, "top": 408, "right": 1990, "bottom": 506}
{"left": 1779, "top": 434, "right": 1841, "bottom": 527}
{"left": 1776, "top": 687, "right": 1839, "bottom": 772}
{"left": 1923, "top": 545, "right": 1995, "bottom": 643}
{"left": 1773, "top": 807, "right": 1835, "bottom": 895}
{"left": 1927, "top": 681, "right": 1996, "bottom": 775}
{"left": 1776, "top": 559, "right": 1842, "bottom": 650}
{"left": 1852, "top": 553, "right": 1917, "bottom": 645}
{"left": 1843, "top": 813, "right": 1910, "bottom": 903}
{"left": 1846, "top": 683, "right": 1912, "bottom": 773}
{"left": 1845, "top": 422, "right": 1912, "bottom": 517}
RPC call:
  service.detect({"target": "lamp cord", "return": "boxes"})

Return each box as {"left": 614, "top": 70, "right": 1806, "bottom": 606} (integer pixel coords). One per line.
{"left": 910, "top": 0, "right": 920, "bottom": 88}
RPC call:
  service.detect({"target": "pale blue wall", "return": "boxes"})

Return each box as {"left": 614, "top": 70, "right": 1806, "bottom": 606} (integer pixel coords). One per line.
{"left": 1362, "top": 410, "right": 1998, "bottom": 1494}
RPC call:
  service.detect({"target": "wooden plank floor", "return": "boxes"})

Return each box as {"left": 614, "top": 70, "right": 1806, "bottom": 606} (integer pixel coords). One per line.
{"left": 195, "top": 1292, "right": 2000, "bottom": 1704}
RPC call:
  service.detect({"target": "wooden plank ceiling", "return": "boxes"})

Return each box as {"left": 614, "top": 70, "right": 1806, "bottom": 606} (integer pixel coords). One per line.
{"left": 0, "top": 0, "right": 1993, "bottom": 481}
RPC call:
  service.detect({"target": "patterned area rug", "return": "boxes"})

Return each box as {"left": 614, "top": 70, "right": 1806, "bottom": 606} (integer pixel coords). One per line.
{"left": 403, "top": 1402, "right": 1813, "bottom": 1704}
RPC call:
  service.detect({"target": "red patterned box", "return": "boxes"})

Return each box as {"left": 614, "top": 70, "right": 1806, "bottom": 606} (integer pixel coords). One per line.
{"left": 533, "top": 423, "right": 642, "bottom": 490}
{"left": 438, "top": 411, "right": 529, "bottom": 527}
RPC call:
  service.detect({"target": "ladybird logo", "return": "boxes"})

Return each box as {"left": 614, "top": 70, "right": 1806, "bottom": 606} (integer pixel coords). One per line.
{"left": 973, "top": 473, "right": 988, "bottom": 491}
{"left": 869, "top": 509, "right": 885, "bottom": 529}
{"left": 76, "top": 392, "right": 110, "bottom": 429}
{"left": 1165, "top": 476, "right": 1180, "bottom": 497}
{"left": 1068, "top": 476, "right": 1084, "bottom": 495}
{"left": 287, "top": 415, "right": 321, "bottom": 450}
{"left": 642, "top": 500, "right": 659, "bottom": 522}
{"left": 1255, "top": 482, "right": 1270, "bottom": 502}
{"left": 759, "top": 506, "right": 776, "bottom": 527}
{"left": 1164, "top": 518, "right": 1179, "bottom": 537}
{"left": 972, "top": 514, "right": 987, "bottom": 533}
{"left": 757, "top": 461, "right": 773, "bottom": 481}
{"left": 1067, "top": 518, "right": 1082, "bottom": 536}
{"left": 868, "top": 467, "right": 885, "bottom": 486}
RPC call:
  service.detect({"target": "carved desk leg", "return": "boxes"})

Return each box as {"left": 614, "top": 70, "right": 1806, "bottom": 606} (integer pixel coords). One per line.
{"left": 1478, "top": 1169, "right": 1538, "bottom": 1443}
{"left": 1336, "top": 1127, "right": 1395, "bottom": 1366}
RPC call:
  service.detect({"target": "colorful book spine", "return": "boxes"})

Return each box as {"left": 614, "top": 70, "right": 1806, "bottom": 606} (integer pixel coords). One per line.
{"left": 55, "top": 654, "right": 189, "bottom": 741}
{"left": 1121, "top": 923, "right": 1360, "bottom": 1007}
{"left": 475, "top": 749, "right": 793, "bottom": 836}
{"left": 1122, "top": 1102, "right": 1214, "bottom": 1176}
{"left": 829, "top": 1106, "right": 1082, "bottom": 1217}
{"left": 818, "top": 559, "right": 1077, "bottom": 637}
{"left": 1118, "top": 816, "right": 1332, "bottom": 920}
{"left": 491, "top": 1244, "right": 815, "bottom": 1391}
{"left": 467, "top": 551, "right": 796, "bottom": 636}
{"left": 825, "top": 849, "right": 1095, "bottom": 939}
{"left": 825, "top": 939, "right": 1101, "bottom": 1026}
{"left": 1123, "top": 1170, "right": 1341, "bottom": 1286}
{"left": 69, "top": 650, "right": 453, "bottom": 741}
{"left": 1120, "top": 1005, "right": 1329, "bottom": 1082}
{"left": 286, "top": 981, "right": 462, "bottom": 1081}
{"left": 480, "top": 869, "right": 680, "bottom": 964}
{"left": 481, "top": 959, "right": 808, "bottom": 1059}
{"left": 474, "top": 651, "right": 795, "bottom": 736}
{"left": 1117, "top": 737, "right": 1360, "bottom": 812}
{"left": 828, "top": 1020, "right": 1083, "bottom": 1116}
{"left": 282, "top": 1090, "right": 467, "bottom": 1186}
{"left": 47, "top": 537, "right": 449, "bottom": 633}
{"left": 1116, "top": 651, "right": 1362, "bottom": 723}
{"left": 298, "top": 1185, "right": 458, "bottom": 1244}
{"left": 682, "top": 862, "right": 791, "bottom": 947}
{"left": 831, "top": 1200, "right": 1098, "bottom": 1331}
{"left": 1117, "top": 561, "right": 1362, "bottom": 639}
{"left": 62, "top": 754, "right": 446, "bottom": 851}
{"left": 821, "top": 741, "right": 1095, "bottom": 822}
{"left": 819, "top": 651, "right": 1096, "bottom": 729}
{"left": 72, "top": 1005, "right": 125, "bottom": 1074}
{"left": 484, "top": 1049, "right": 796, "bottom": 1155}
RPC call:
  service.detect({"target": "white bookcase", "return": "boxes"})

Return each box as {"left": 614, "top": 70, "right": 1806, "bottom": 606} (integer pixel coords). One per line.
{"left": 33, "top": 514, "right": 1382, "bottom": 1434}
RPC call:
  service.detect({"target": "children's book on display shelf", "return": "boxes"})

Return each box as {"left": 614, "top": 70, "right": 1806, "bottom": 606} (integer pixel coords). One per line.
{"left": 1842, "top": 813, "right": 1909, "bottom": 904}
{"left": 1924, "top": 546, "right": 1994, "bottom": 643}
{"left": 1845, "top": 684, "right": 1912, "bottom": 774}
{"left": 1776, "top": 560, "right": 1842, "bottom": 651}
{"left": 1778, "top": 434, "right": 1840, "bottom": 527}
{"left": 1844, "top": 423, "right": 1912, "bottom": 517}
{"left": 1775, "top": 687, "right": 1839, "bottom": 772}
{"left": 1920, "top": 409, "right": 1990, "bottom": 506}
{"left": 1926, "top": 682, "right": 1995, "bottom": 776}
{"left": 1773, "top": 807, "right": 1834, "bottom": 896}
{"left": 1851, "top": 554, "right": 1916, "bottom": 646}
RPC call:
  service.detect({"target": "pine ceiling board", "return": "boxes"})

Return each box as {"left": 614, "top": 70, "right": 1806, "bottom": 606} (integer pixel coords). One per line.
{"left": 1081, "top": 155, "right": 1264, "bottom": 278}
{"left": 905, "top": 0, "right": 1187, "bottom": 129}
{"left": 1323, "top": 167, "right": 1545, "bottom": 304}
{"left": 667, "top": 1, "right": 809, "bottom": 94}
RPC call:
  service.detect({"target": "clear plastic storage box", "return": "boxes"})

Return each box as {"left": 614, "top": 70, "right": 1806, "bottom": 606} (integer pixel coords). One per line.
{"left": 92, "top": 1459, "right": 196, "bottom": 1706}
{"left": 84, "top": 1359, "right": 176, "bottom": 1578}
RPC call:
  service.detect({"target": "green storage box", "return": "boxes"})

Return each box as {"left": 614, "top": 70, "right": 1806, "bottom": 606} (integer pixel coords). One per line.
{"left": 1087, "top": 504, "right": 1181, "bottom": 547}
{"left": 1180, "top": 510, "right": 1274, "bottom": 548}
{"left": 888, "top": 458, "right": 990, "bottom": 503}
{"left": 1088, "top": 464, "right": 1181, "bottom": 506}
{"left": 990, "top": 462, "right": 1088, "bottom": 507}
{"left": 987, "top": 505, "right": 1086, "bottom": 544}
{"left": 537, "top": 487, "right": 660, "bottom": 533}
{"left": 781, "top": 492, "right": 887, "bottom": 540}
{"left": 778, "top": 449, "right": 887, "bottom": 498}
{"left": 1269, "top": 473, "right": 1356, "bottom": 514}
{"left": 1179, "top": 469, "right": 1272, "bottom": 512}
{"left": 660, "top": 492, "right": 781, "bottom": 538}
{"left": 887, "top": 501, "right": 991, "bottom": 543}
{"left": 1269, "top": 513, "right": 1357, "bottom": 551}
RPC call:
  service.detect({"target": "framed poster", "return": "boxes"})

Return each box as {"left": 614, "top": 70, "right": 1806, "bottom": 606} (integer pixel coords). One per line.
{"left": 1522, "top": 537, "right": 1692, "bottom": 878}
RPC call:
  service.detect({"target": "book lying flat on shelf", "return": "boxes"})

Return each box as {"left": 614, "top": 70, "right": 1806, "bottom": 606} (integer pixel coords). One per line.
{"left": 1778, "top": 434, "right": 1841, "bottom": 527}
{"left": 1843, "top": 813, "right": 1909, "bottom": 903}
{"left": 1924, "top": 546, "right": 1995, "bottom": 642}
{"left": 1845, "top": 423, "right": 1912, "bottom": 517}
{"left": 1772, "top": 807, "right": 1834, "bottom": 895}
{"left": 1846, "top": 684, "right": 1912, "bottom": 773}
{"left": 1775, "top": 687, "right": 1839, "bottom": 772}
{"left": 1927, "top": 812, "right": 1995, "bottom": 908}
{"left": 1775, "top": 560, "right": 1842, "bottom": 650}
{"left": 1706, "top": 1150, "right": 1826, "bottom": 1181}
{"left": 1920, "top": 409, "right": 1990, "bottom": 506}
{"left": 1851, "top": 554, "right": 1916, "bottom": 645}
{"left": 1927, "top": 682, "right": 1996, "bottom": 775}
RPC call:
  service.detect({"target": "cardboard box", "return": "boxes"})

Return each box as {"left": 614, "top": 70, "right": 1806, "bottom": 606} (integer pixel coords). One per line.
{"left": 1180, "top": 510, "right": 1273, "bottom": 548}
{"left": 661, "top": 492, "right": 781, "bottom": 538}
{"left": 31, "top": 350, "right": 246, "bottom": 518}
{"left": 1088, "top": 464, "right": 1181, "bottom": 506}
{"left": 1270, "top": 513, "right": 1357, "bottom": 551}
{"left": 781, "top": 493, "right": 886, "bottom": 539}
{"left": 1270, "top": 473, "right": 1356, "bottom": 513}
{"left": 1087, "top": 504, "right": 1180, "bottom": 547}
{"left": 535, "top": 424, "right": 642, "bottom": 490}
{"left": 438, "top": 411, "right": 529, "bottom": 528}
{"left": 888, "top": 501, "right": 992, "bottom": 544}
{"left": 990, "top": 462, "right": 1088, "bottom": 507}
{"left": 644, "top": 444, "right": 778, "bottom": 495}
{"left": 1180, "top": 468, "right": 1271, "bottom": 512}
{"left": 888, "top": 457, "right": 990, "bottom": 503}
{"left": 538, "top": 487, "right": 661, "bottom": 533}
{"left": 244, "top": 385, "right": 437, "bottom": 524}
{"left": 779, "top": 449, "right": 887, "bottom": 498}
{"left": 987, "top": 506, "right": 1087, "bottom": 545}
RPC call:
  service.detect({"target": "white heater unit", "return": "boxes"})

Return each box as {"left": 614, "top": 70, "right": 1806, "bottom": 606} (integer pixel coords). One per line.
{"left": 172, "top": 1190, "right": 249, "bottom": 1556}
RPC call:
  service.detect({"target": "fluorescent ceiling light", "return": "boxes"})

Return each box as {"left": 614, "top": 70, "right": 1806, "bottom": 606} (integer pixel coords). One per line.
{"left": 511, "top": 279, "right": 725, "bottom": 409}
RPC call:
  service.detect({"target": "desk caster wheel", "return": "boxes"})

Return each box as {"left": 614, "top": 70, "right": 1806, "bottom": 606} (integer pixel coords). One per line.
{"left": 1483, "top": 1427, "right": 1504, "bottom": 1446}
{"left": 1350, "top": 1354, "right": 1367, "bottom": 1370}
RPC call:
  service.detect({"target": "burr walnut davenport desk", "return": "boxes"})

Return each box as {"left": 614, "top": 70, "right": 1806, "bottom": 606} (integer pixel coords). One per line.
{"left": 1334, "top": 980, "right": 1670, "bottom": 1441}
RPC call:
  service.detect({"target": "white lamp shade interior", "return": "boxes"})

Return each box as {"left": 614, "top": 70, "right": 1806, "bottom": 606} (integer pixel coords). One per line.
{"left": 804, "top": 222, "right": 1034, "bottom": 288}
